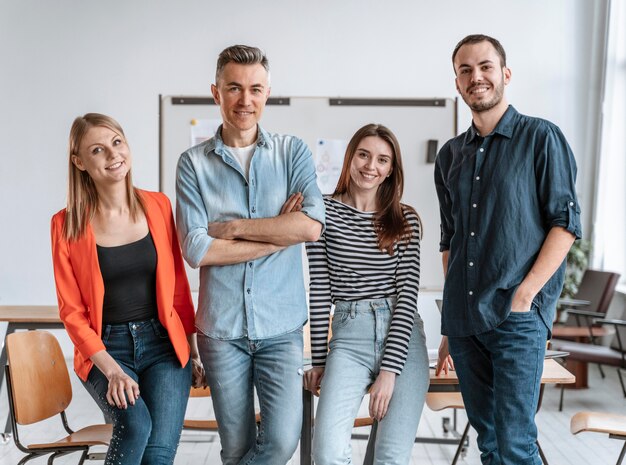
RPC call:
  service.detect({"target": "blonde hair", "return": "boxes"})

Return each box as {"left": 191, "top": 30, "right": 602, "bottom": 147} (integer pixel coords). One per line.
{"left": 63, "top": 113, "right": 144, "bottom": 240}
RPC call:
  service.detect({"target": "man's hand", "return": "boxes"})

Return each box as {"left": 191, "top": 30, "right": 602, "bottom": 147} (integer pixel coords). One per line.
{"left": 435, "top": 336, "right": 455, "bottom": 376}
{"left": 369, "top": 370, "right": 396, "bottom": 420}
{"left": 208, "top": 192, "right": 305, "bottom": 240}
{"left": 303, "top": 367, "right": 325, "bottom": 396}
{"left": 280, "top": 192, "right": 303, "bottom": 214}
{"left": 510, "top": 285, "right": 535, "bottom": 312}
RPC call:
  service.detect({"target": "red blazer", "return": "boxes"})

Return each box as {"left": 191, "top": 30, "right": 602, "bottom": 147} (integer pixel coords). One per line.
{"left": 51, "top": 190, "right": 195, "bottom": 381}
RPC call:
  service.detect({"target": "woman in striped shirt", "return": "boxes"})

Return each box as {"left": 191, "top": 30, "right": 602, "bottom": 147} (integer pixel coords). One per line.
{"left": 303, "top": 123, "right": 429, "bottom": 465}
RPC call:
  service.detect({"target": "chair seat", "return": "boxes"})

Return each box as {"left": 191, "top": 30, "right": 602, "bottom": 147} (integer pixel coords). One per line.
{"left": 27, "top": 424, "right": 112, "bottom": 450}
{"left": 571, "top": 412, "right": 626, "bottom": 436}
{"left": 425, "top": 392, "right": 465, "bottom": 411}
{"left": 551, "top": 340, "right": 625, "bottom": 366}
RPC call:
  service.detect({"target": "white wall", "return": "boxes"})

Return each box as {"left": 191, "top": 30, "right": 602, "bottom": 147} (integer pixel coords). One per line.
{"left": 0, "top": 0, "right": 606, "bottom": 310}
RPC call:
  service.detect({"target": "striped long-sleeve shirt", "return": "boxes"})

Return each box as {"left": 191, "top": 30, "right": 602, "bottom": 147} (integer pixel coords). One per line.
{"left": 306, "top": 196, "right": 422, "bottom": 375}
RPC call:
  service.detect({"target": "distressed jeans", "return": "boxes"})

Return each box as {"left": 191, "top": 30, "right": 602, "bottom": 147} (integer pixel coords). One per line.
{"left": 313, "top": 298, "right": 430, "bottom": 465}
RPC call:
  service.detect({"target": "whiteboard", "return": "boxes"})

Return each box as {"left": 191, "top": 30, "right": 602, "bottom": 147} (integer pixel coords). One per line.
{"left": 160, "top": 96, "right": 456, "bottom": 291}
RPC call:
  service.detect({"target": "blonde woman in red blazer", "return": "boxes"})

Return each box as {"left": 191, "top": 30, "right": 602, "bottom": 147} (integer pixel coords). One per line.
{"left": 51, "top": 113, "right": 203, "bottom": 465}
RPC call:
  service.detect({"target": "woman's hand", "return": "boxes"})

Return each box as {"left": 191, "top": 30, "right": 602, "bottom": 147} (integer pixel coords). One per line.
{"left": 90, "top": 350, "right": 139, "bottom": 409}
{"left": 280, "top": 193, "right": 304, "bottom": 215}
{"left": 435, "top": 336, "right": 455, "bottom": 376}
{"left": 303, "top": 367, "right": 325, "bottom": 396}
{"left": 106, "top": 370, "right": 140, "bottom": 409}
{"left": 191, "top": 355, "right": 206, "bottom": 388}
{"left": 368, "top": 370, "right": 396, "bottom": 420}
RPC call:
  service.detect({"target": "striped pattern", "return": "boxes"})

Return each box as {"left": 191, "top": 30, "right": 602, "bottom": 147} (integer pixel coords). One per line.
{"left": 306, "top": 197, "right": 421, "bottom": 374}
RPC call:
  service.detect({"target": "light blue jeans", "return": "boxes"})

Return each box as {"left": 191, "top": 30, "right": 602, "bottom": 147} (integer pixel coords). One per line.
{"left": 198, "top": 328, "right": 304, "bottom": 465}
{"left": 313, "top": 298, "right": 430, "bottom": 465}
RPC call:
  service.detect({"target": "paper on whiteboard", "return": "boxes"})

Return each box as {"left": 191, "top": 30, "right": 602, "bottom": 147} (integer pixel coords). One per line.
{"left": 315, "top": 138, "right": 347, "bottom": 195}
{"left": 190, "top": 119, "right": 221, "bottom": 146}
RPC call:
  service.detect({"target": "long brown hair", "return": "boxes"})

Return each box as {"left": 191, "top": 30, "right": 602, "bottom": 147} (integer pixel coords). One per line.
{"left": 63, "top": 113, "right": 144, "bottom": 241}
{"left": 333, "top": 124, "right": 415, "bottom": 255}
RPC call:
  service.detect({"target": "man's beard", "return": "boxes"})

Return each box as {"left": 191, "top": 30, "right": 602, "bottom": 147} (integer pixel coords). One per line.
{"left": 464, "top": 79, "right": 504, "bottom": 113}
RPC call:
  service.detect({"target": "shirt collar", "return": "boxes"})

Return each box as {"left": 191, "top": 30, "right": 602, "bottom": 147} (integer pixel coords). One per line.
{"left": 465, "top": 105, "right": 518, "bottom": 144}
{"left": 205, "top": 124, "right": 273, "bottom": 159}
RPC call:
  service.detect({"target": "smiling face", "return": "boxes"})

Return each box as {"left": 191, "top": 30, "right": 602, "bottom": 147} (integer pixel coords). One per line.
{"left": 211, "top": 62, "right": 270, "bottom": 145}
{"left": 71, "top": 125, "right": 131, "bottom": 186}
{"left": 454, "top": 40, "right": 511, "bottom": 113}
{"left": 348, "top": 136, "right": 394, "bottom": 196}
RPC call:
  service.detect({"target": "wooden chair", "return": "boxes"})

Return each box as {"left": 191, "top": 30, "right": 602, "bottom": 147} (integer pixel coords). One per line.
{"left": 553, "top": 314, "right": 626, "bottom": 410}
{"left": 5, "top": 330, "right": 111, "bottom": 464}
{"left": 425, "top": 392, "right": 470, "bottom": 465}
{"left": 557, "top": 269, "right": 620, "bottom": 327}
{"left": 571, "top": 412, "right": 626, "bottom": 465}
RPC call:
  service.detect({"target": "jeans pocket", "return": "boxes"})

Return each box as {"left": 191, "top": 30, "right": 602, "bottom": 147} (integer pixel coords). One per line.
{"left": 151, "top": 319, "right": 170, "bottom": 339}
{"left": 331, "top": 311, "right": 351, "bottom": 331}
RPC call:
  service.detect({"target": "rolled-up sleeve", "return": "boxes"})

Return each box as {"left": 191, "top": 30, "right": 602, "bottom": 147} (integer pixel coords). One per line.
{"left": 289, "top": 138, "right": 326, "bottom": 231}
{"left": 434, "top": 143, "right": 454, "bottom": 251}
{"left": 535, "top": 126, "right": 582, "bottom": 239}
{"left": 175, "top": 151, "right": 214, "bottom": 268}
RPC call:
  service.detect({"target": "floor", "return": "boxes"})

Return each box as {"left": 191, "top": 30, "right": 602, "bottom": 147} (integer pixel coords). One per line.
{"left": 1, "top": 360, "right": 624, "bottom": 465}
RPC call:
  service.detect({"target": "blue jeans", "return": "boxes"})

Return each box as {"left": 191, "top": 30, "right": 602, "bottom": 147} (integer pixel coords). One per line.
{"left": 448, "top": 304, "right": 548, "bottom": 465}
{"left": 313, "top": 298, "right": 430, "bottom": 465}
{"left": 198, "top": 327, "right": 304, "bottom": 465}
{"left": 82, "top": 319, "right": 191, "bottom": 465}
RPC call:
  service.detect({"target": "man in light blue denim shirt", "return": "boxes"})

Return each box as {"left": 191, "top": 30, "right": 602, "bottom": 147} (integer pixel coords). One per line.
{"left": 176, "top": 45, "right": 324, "bottom": 465}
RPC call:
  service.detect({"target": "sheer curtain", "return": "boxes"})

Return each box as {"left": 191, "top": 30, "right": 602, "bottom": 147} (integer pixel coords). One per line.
{"left": 592, "top": 0, "right": 626, "bottom": 281}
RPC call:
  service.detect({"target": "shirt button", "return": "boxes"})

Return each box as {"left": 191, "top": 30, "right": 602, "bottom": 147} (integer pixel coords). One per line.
{"left": 247, "top": 288, "right": 251, "bottom": 294}
{"left": 251, "top": 207, "right": 256, "bottom": 213}
{"left": 468, "top": 291, "right": 474, "bottom": 296}
{"left": 479, "top": 148, "right": 485, "bottom": 152}
{"left": 472, "top": 203, "right": 477, "bottom": 208}
{"left": 569, "top": 201, "right": 574, "bottom": 206}
{"left": 248, "top": 262, "right": 253, "bottom": 268}
{"left": 475, "top": 176, "right": 480, "bottom": 180}
{"left": 469, "top": 262, "right": 474, "bottom": 267}
{"left": 470, "top": 232, "right": 475, "bottom": 236}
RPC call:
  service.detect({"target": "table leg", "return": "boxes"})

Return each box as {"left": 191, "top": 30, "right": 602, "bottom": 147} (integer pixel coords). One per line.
{"left": 563, "top": 359, "right": 588, "bottom": 388}
{"left": 301, "top": 389, "right": 314, "bottom": 465}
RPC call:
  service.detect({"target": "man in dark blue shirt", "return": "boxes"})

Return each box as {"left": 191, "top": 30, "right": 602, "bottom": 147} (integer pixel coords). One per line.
{"left": 434, "top": 34, "right": 582, "bottom": 465}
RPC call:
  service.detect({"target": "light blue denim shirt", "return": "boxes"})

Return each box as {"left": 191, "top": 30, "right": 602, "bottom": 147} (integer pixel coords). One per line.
{"left": 176, "top": 126, "right": 325, "bottom": 340}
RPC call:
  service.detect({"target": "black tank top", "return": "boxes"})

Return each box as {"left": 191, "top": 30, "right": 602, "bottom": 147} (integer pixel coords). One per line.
{"left": 96, "top": 232, "right": 158, "bottom": 324}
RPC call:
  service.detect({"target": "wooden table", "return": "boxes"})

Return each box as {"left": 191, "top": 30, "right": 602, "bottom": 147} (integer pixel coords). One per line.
{"left": 551, "top": 326, "right": 614, "bottom": 388}
{"left": 300, "top": 359, "right": 575, "bottom": 465}
{"left": 0, "top": 305, "right": 63, "bottom": 439}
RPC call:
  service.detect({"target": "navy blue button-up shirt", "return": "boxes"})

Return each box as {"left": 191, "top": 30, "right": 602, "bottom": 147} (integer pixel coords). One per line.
{"left": 176, "top": 126, "right": 325, "bottom": 340}
{"left": 434, "top": 106, "right": 582, "bottom": 337}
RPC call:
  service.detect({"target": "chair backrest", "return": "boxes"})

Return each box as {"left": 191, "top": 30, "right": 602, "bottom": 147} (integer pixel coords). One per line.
{"left": 6, "top": 330, "right": 72, "bottom": 425}
{"left": 189, "top": 386, "right": 211, "bottom": 398}
{"left": 574, "top": 269, "right": 620, "bottom": 314}
{"left": 565, "top": 269, "right": 621, "bottom": 327}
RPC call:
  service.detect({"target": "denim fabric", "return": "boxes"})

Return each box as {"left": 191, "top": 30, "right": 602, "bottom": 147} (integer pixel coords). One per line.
{"left": 434, "top": 105, "right": 582, "bottom": 337}
{"left": 176, "top": 126, "right": 325, "bottom": 340}
{"left": 197, "top": 327, "right": 304, "bottom": 465}
{"left": 82, "top": 319, "right": 191, "bottom": 465}
{"left": 312, "top": 298, "right": 430, "bottom": 465}
{"left": 448, "top": 305, "right": 548, "bottom": 465}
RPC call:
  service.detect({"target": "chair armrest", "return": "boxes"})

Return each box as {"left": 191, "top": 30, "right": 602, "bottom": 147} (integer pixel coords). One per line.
{"left": 559, "top": 298, "right": 591, "bottom": 308}
{"left": 566, "top": 310, "right": 606, "bottom": 319}
{"left": 597, "top": 319, "right": 626, "bottom": 327}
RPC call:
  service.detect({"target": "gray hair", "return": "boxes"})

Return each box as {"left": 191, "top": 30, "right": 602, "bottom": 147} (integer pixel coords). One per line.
{"left": 216, "top": 45, "right": 270, "bottom": 83}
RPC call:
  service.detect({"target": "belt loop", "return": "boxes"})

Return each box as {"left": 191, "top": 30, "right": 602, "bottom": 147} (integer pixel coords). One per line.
{"left": 350, "top": 302, "right": 356, "bottom": 318}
